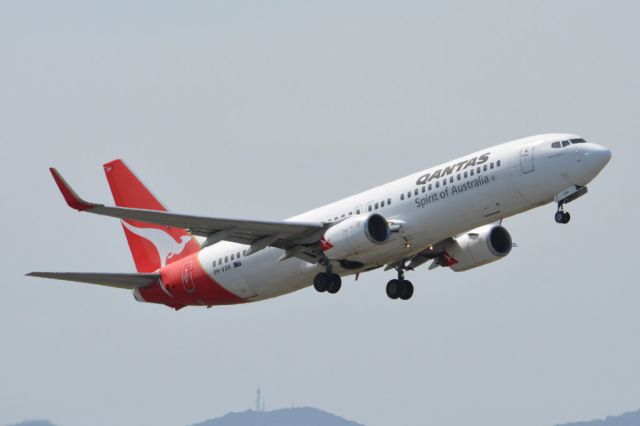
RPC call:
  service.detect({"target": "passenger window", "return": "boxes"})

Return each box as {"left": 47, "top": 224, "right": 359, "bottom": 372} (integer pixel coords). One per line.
{"left": 497, "top": 160, "right": 501, "bottom": 167}
{"left": 457, "top": 174, "right": 461, "bottom": 180}
{"left": 490, "top": 162, "right": 494, "bottom": 169}
{"left": 356, "top": 209, "right": 361, "bottom": 214}
{"left": 367, "top": 205, "right": 372, "bottom": 212}
{"left": 374, "top": 203, "right": 379, "bottom": 209}
{"left": 213, "top": 260, "right": 217, "bottom": 267}
{"left": 414, "top": 188, "right": 419, "bottom": 196}
{"left": 483, "top": 164, "right": 488, "bottom": 171}
{"left": 237, "top": 252, "right": 241, "bottom": 258}
{"left": 225, "top": 256, "right": 228, "bottom": 263}
{"left": 219, "top": 258, "right": 223, "bottom": 264}
{"left": 421, "top": 186, "right": 426, "bottom": 193}
{"left": 477, "top": 167, "right": 481, "bottom": 174}
{"left": 400, "top": 194, "right": 405, "bottom": 200}
{"left": 464, "top": 171, "right": 468, "bottom": 178}
{"left": 443, "top": 179, "right": 447, "bottom": 186}
{"left": 349, "top": 211, "right": 352, "bottom": 215}
{"left": 562, "top": 140, "right": 571, "bottom": 147}
{"left": 428, "top": 184, "right": 432, "bottom": 191}
{"left": 436, "top": 181, "right": 440, "bottom": 188}
{"left": 449, "top": 176, "right": 454, "bottom": 183}
{"left": 552, "top": 141, "right": 561, "bottom": 148}
{"left": 230, "top": 254, "right": 234, "bottom": 260}
{"left": 470, "top": 169, "right": 475, "bottom": 176}
{"left": 407, "top": 191, "right": 411, "bottom": 198}
{"left": 381, "top": 200, "right": 385, "bottom": 207}
{"left": 243, "top": 250, "right": 247, "bottom": 255}
{"left": 341, "top": 214, "right": 345, "bottom": 218}
{"left": 387, "top": 198, "right": 391, "bottom": 205}
{"left": 334, "top": 216, "right": 338, "bottom": 220}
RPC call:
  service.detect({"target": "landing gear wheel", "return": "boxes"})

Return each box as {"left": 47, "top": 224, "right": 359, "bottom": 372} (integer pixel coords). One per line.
{"left": 399, "top": 281, "right": 414, "bottom": 300}
{"left": 555, "top": 210, "right": 571, "bottom": 224}
{"left": 327, "top": 273, "right": 342, "bottom": 294}
{"left": 386, "top": 279, "right": 401, "bottom": 299}
{"left": 313, "top": 272, "right": 330, "bottom": 292}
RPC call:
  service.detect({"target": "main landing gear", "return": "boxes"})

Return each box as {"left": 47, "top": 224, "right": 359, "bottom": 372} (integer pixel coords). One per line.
{"left": 555, "top": 204, "right": 571, "bottom": 224}
{"left": 313, "top": 271, "right": 342, "bottom": 294}
{"left": 386, "top": 267, "right": 414, "bottom": 300}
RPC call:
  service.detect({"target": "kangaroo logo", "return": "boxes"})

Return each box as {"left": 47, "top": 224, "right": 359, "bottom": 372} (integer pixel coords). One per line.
{"left": 121, "top": 221, "right": 194, "bottom": 267}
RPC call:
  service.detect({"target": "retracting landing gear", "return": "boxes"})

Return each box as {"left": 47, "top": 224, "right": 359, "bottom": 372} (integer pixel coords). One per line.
{"left": 313, "top": 271, "right": 342, "bottom": 294}
{"left": 554, "top": 185, "right": 588, "bottom": 224}
{"left": 555, "top": 204, "right": 571, "bottom": 224}
{"left": 386, "top": 267, "right": 414, "bottom": 300}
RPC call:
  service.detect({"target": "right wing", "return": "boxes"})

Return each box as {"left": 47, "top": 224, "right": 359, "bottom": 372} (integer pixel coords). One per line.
{"left": 49, "top": 168, "right": 328, "bottom": 262}
{"left": 384, "top": 237, "right": 455, "bottom": 272}
{"left": 26, "top": 272, "right": 160, "bottom": 289}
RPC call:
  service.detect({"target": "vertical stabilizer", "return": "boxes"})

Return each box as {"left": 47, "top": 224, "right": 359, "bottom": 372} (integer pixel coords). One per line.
{"left": 103, "top": 159, "right": 200, "bottom": 272}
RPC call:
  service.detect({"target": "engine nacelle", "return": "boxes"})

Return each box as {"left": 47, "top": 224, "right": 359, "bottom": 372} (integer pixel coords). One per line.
{"left": 440, "top": 224, "right": 512, "bottom": 272}
{"left": 322, "top": 213, "right": 390, "bottom": 260}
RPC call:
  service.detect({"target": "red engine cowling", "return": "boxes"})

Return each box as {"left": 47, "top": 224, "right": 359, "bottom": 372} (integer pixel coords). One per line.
{"left": 439, "top": 224, "right": 512, "bottom": 272}
{"left": 322, "top": 213, "right": 390, "bottom": 260}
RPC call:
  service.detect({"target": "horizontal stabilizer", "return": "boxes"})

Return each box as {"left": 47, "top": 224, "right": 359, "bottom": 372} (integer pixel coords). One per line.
{"left": 26, "top": 272, "right": 160, "bottom": 289}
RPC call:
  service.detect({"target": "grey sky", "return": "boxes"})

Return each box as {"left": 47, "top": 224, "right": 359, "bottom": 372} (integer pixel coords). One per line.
{"left": 1, "top": 1, "right": 638, "bottom": 426}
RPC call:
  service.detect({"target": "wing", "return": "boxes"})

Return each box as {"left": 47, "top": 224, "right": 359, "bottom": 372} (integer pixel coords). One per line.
{"left": 50, "top": 168, "right": 328, "bottom": 262}
{"left": 26, "top": 272, "right": 160, "bottom": 289}
{"left": 384, "top": 237, "right": 455, "bottom": 272}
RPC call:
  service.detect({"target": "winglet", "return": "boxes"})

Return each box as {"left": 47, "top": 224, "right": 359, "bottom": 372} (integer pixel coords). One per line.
{"left": 49, "top": 168, "right": 98, "bottom": 211}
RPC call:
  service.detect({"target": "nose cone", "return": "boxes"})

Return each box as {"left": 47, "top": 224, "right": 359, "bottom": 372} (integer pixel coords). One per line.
{"left": 587, "top": 144, "right": 612, "bottom": 172}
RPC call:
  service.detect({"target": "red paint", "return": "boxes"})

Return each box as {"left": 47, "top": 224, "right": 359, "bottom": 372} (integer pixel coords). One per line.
{"left": 103, "top": 159, "right": 166, "bottom": 211}
{"left": 138, "top": 254, "right": 246, "bottom": 308}
{"left": 103, "top": 159, "right": 200, "bottom": 273}
{"left": 320, "top": 237, "right": 334, "bottom": 252}
{"left": 442, "top": 251, "right": 459, "bottom": 267}
{"left": 49, "top": 168, "right": 94, "bottom": 211}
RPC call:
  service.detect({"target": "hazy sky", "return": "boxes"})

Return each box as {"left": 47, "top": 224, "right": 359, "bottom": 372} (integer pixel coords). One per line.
{"left": 1, "top": 2, "right": 638, "bottom": 426}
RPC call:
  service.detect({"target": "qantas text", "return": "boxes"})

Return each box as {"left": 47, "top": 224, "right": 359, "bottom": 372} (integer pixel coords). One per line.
{"left": 415, "top": 152, "right": 490, "bottom": 185}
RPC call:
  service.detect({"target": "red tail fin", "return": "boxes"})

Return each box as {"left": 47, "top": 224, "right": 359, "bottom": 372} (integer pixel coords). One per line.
{"left": 103, "top": 159, "right": 200, "bottom": 273}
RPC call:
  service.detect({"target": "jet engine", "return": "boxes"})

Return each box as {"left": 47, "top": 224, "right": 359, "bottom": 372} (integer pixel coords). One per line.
{"left": 322, "top": 213, "right": 390, "bottom": 260}
{"left": 438, "top": 224, "right": 512, "bottom": 272}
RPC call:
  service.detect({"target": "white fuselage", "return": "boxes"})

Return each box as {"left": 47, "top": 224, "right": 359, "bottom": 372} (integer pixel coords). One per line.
{"left": 194, "top": 133, "right": 611, "bottom": 302}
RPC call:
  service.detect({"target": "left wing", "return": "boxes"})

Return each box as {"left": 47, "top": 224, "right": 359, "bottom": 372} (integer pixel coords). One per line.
{"left": 50, "top": 168, "right": 328, "bottom": 262}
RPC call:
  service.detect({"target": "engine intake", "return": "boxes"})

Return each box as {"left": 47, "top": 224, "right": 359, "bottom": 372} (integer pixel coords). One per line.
{"left": 441, "top": 224, "right": 512, "bottom": 272}
{"left": 323, "top": 213, "right": 390, "bottom": 260}
{"left": 364, "top": 213, "right": 389, "bottom": 243}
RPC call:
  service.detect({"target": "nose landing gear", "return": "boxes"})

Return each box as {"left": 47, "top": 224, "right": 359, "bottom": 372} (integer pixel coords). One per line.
{"left": 554, "top": 185, "right": 588, "bottom": 224}
{"left": 386, "top": 267, "right": 414, "bottom": 300}
{"left": 555, "top": 204, "right": 571, "bottom": 224}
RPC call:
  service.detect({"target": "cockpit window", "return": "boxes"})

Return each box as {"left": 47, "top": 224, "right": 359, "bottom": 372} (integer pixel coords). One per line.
{"left": 562, "top": 140, "right": 571, "bottom": 147}
{"left": 570, "top": 138, "right": 586, "bottom": 144}
{"left": 552, "top": 142, "right": 561, "bottom": 148}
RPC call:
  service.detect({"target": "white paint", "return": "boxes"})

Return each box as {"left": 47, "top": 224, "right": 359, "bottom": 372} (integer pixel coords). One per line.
{"left": 199, "top": 133, "right": 611, "bottom": 301}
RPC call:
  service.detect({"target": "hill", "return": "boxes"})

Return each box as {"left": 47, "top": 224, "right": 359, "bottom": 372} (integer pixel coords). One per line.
{"left": 557, "top": 409, "right": 640, "bottom": 426}
{"left": 188, "top": 407, "right": 364, "bottom": 426}
{"left": 7, "top": 421, "right": 58, "bottom": 426}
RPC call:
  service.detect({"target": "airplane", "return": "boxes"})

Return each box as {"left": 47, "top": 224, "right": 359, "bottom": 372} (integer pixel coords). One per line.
{"left": 28, "top": 133, "right": 611, "bottom": 309}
